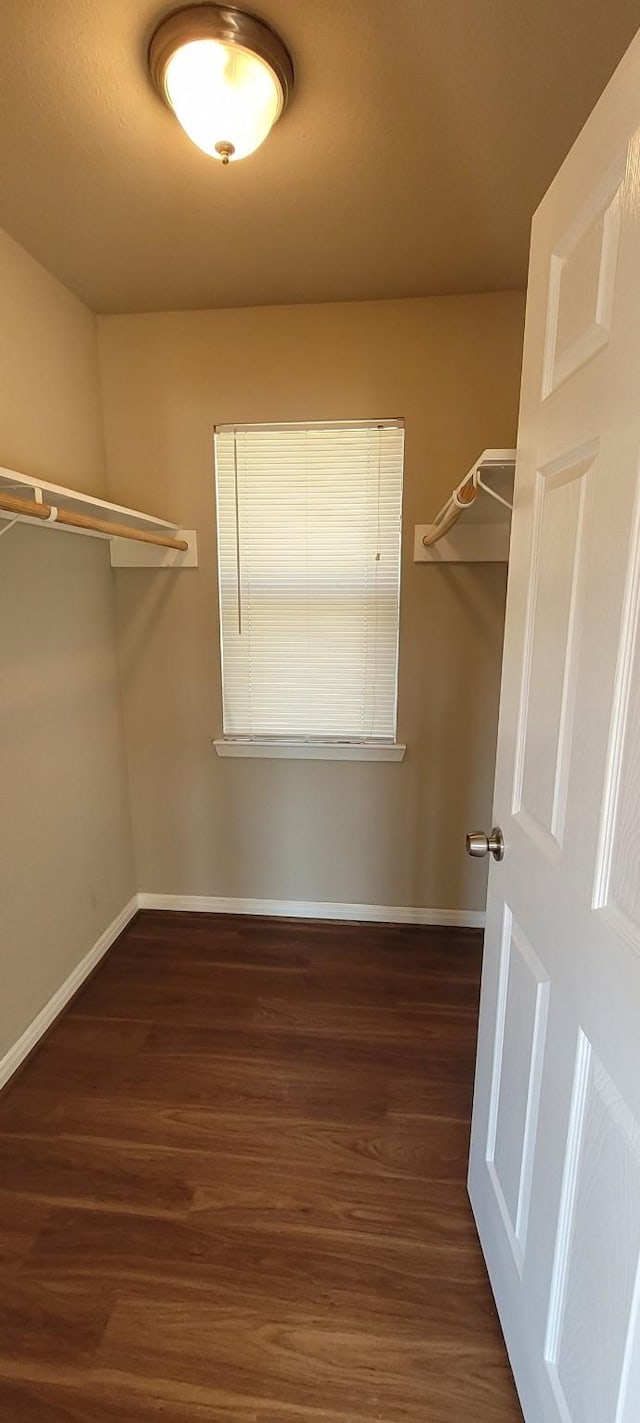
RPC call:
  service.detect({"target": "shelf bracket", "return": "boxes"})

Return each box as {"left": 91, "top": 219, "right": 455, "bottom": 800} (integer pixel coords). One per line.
{"left": 474, "top": 468, "right": 513, "bottom": 512}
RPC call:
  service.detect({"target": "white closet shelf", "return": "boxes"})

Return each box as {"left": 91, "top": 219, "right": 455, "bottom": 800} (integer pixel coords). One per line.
{"left": 0, "top": 465, "right": 197, "bottom": 568}
{"left": 414, "top": 448, "right": 516, "bottom": 563}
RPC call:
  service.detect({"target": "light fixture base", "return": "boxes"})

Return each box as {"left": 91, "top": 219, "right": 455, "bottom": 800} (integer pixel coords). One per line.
{"left": 148, "top": 4, "right": 294, "bottom": 113}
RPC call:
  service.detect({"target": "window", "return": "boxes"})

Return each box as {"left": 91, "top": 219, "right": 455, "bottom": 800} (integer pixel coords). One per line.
{"left": 214, "top": 420, "right": 404, "bottom": 759}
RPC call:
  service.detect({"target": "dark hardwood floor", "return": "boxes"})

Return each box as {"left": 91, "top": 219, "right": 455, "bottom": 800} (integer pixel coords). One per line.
{"left": 0, "top": 911, "right": 522, "bottom": 1421}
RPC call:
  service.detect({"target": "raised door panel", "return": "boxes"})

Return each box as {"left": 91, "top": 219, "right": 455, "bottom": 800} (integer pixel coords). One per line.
{"left": 542, "top": 157, "right": 624, "bottom": 398}
{"left": 486, "top": 908, "right": 550, "bottom": 1273}
{"left": 514, "top": 446, "right": 597, "bottom": 850}
{"left": 594, "top": 471, "right": 640, "bottom": 951}
{"left": 545, "top": 1034, "right": 640, "bottom": 1423}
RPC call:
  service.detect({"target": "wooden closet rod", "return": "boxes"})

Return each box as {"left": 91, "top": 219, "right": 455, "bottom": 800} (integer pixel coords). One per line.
{"left": 0, "top": 492, "right": 188, "bottom": 552}
{"left": 421, "top": 478, "right": 476, "bottom": 547}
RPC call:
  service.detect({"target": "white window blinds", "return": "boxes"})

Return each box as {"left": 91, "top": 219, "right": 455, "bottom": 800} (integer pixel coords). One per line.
{"left": 214, "top": 420, "right": 404, "bottom": 742}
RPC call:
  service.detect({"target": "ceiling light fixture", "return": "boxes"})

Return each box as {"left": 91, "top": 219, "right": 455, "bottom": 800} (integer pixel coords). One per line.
{"left": 148, "top": 3, "right": 294, "bottom": 164}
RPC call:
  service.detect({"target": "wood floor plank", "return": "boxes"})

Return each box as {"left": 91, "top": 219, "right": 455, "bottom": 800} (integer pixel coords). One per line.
{"left": 0, "top": 1377, "right": 288, "bottom": 1423}
{"left": 137, "top": 1001, "right": 478, "bottom": 1051}
{"left": 186, "top": 1165, "right": 482, "bottom": 1250}
{"left": 11, "top": 1045, "right": 472, "bottom": 1121}
{"left": 0, "top": 1136, "right": 193, "bottom": 1218}
{"left": 0, "top": 1199, "right": 49, "bottom": 1266}
{"left": 25, "top": 1206, "right": 491, "bottom": 1320}
{"left": 0, "top": 1358, "right": 514, "bottom": 1423}
{"left": 49, "top": 1017, "right": 152, "bottom": 1055}
{"left": 0, "top": 911, "right": 521, "bottom": 1420}
{"left": 98, "top": 1297, "right": 518, "bottom": 1422}
{"left": 0, "top": 1096, "right": 472, "bottom": 1174}
{"left": 0, "top": 1274, "right": 113, "bottom": 1367}
{"left": 70, "top": 974, "right": 482, "bottom": 1022}
{"left": 123, "top": 911, "right": 484, "bottom": 975}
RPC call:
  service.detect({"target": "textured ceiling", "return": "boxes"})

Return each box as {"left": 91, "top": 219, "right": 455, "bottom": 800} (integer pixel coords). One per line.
{"left": 1, "top": 0, "right": 640, "bottom": 313}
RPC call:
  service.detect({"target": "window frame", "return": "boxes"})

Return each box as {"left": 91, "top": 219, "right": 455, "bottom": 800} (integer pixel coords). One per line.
{"left": 213, "top": 418, "right": 406, "bottom": 762}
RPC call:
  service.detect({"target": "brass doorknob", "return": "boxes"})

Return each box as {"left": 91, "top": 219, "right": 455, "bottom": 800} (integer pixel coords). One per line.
{"left": 466, "top": 827, "right": 505, "bottom": 862}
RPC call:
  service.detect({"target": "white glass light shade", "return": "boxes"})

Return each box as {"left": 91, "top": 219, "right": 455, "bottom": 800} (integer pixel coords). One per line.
{"left": 149, "top": 6, "right": 293, "bottom": 165}
{"left": 163, "top": 37, "right": 284, "bottom": 162}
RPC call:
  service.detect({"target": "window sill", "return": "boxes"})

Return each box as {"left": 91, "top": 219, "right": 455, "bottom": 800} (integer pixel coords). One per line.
{"left": 212, "top": 739, "right": 406, "bottom": 762}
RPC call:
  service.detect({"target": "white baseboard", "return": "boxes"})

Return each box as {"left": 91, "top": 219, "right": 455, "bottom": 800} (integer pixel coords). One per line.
{"left": 0, "top": 895, "right": 139, "bottom": 1093}
{"left": 137, "top": 892, "right": 485, "bottom": 929}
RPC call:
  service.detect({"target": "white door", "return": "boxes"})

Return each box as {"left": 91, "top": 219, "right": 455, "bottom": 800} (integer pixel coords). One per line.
{"left": 469, "top": 30, "right": 640, "bottom": 1423}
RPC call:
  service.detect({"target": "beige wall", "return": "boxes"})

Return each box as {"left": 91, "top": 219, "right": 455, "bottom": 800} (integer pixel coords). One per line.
{"left": 99, "top": 293, "right": 524, "bottom": 912}
{"left": 0, "top": 229, "right": 135, "bottom": 1061}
